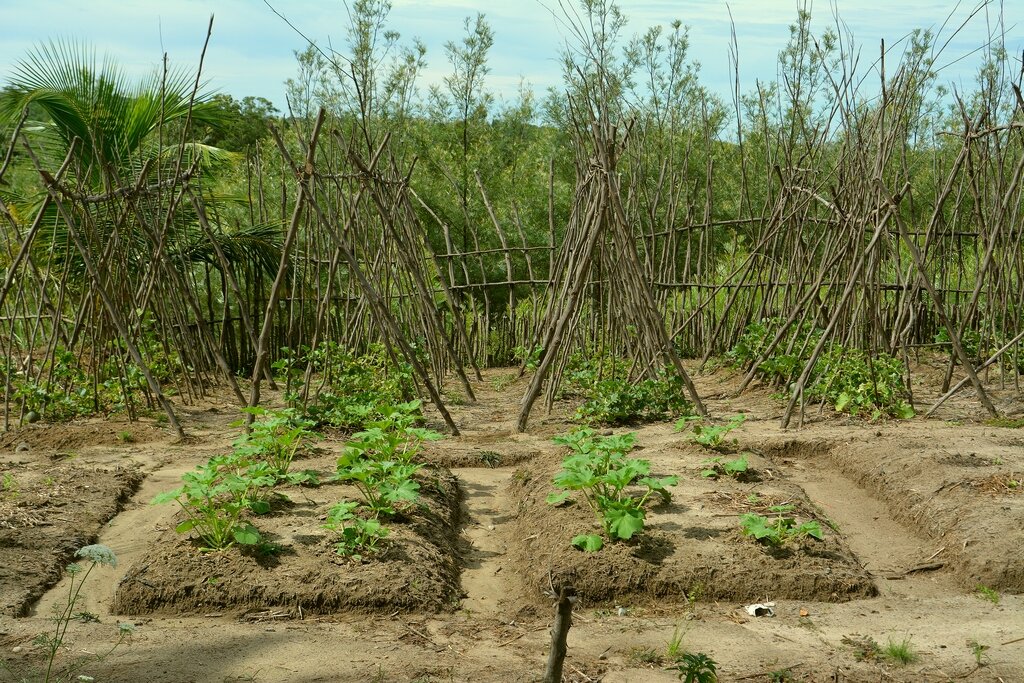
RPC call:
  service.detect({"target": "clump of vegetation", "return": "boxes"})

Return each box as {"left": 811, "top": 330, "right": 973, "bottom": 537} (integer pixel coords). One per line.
{"left": 666, "top": 623, "right": 688, "bottom": 659}
{"left": 513, "top": 344, "right": 543, "bottom": 371}
{"left": 677, "top": 414, "right": 746, "bottom": 450}
{"left": 327, "top": 401, "right": 442, "bottom": 557}
{"left": 729, "top": 320, "right": 914, "bottom": 419}
{"left": 546, "top": 429, "right": 677, "bottom": 551}
{"left": 153, "top": 408, "right": 317, "bottom": 550}
{"left": 322, "top": 501, "right": 389, "bottom": 560}
{"left": 3, "top": 344, "right": 172, "bottom": 423}
{"left": 564, "top": 353, "right": 693, "bottom": 425}
{"left": 967, "top": 639, "right": 990, "bottom": 666}
{"left": 625, "top": 646, "right": 664, "bottom": 667}
{"left": 673, "top": 652, "right": 718, "bottom": 682}
{"left": 739, "top": 504, "right": 823, "bottom": 545}
{"left": 986, "top": 416, "right": 1024, "bottom": 429}
{"left": 699, "top": 454, "right": 749, "bottom": 479}
{"left": 273, "top": 342, "right": 415, "bottom": 431}
{"left": 727, "top": 319, "right": 821, "bottom": 384}
{"left": 842, "top": 634, "right": 882, "bottom": 662}
{"left": 841, "top": 633, "right": 917, "bottom": 666}
{"left": 1, "top": 473, "right": 18, "bottom": 498}
{"left": 976, "top": 585, "right": 1000, "bottom": 604}
{"left": 882, "top": 636, "right": 918, "bottom": 666}
{"left": 809, "top": 346, "right": 915, "bottom": 419}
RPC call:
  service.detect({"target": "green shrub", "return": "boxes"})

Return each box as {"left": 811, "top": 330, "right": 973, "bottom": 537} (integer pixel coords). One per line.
{"left": 565, "top": 353, "right": 693, "bottom": 425}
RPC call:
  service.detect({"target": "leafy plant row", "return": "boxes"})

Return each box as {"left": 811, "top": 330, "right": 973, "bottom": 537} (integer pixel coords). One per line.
{"left": 326, "top": 401, "right": 442, "bottom": 558}
{"left": 559, "top": 352, "right": 694, "bottom": 426}
{"left": 729, "top": 319, "right": 915, "bottom": 419}
{"left": 273, "top": 342, "right": 416, "bottom": 431}
{"left": 153, "top": 407, "right": 319, "bottom": 551}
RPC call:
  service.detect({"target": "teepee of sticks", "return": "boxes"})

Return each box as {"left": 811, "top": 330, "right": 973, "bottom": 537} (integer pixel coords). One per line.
{"left": 516, "top": 112, "right": 707, "bottom": 432}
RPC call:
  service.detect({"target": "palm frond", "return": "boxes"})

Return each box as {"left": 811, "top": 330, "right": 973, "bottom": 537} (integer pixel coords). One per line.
{"left": 171, "top": 220, "right": 284, "bottom": 277}
{"left": 2, "top": 39, "right": 223, "bottom": 174}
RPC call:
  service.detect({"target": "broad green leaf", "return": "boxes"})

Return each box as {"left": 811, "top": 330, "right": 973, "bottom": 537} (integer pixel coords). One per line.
{"left": 572, "top": 534, "right": 603, "bottom": 552}
{"left": 546, "top": 491, "right": 571, "bottom": 505}
{"left": 796, "top": 521, "right": 824, "bottom": 540}
{"left": 606, "top": 506, "right": 645, "bottom": 540}
{"left": 896, "top": 404, "right": 916, "bottom": 419}
{"left": 175, "top": 518, "right": 197, "bottom": 534}
{"left": 151, "top": 489, "right": 183, "bottom": 505}
{"left": 383, "top": 478, "right": 420, "bottom": 503}
{"left": 723, "top": 458, "right": 747, "bottom": 475}
{"left": 233, "top": 524, "right": 261, "bottom": 545}
{"left": 639, "top": 475, "right": 679, "bottom": 490}
{"left": 247, "top": 500, "right": 271, "bottom": 515}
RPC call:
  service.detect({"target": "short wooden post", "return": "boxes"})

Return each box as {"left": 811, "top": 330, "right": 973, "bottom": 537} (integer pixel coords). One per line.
{"left": 543, "top": 585, "right": 576, "bottom": 683}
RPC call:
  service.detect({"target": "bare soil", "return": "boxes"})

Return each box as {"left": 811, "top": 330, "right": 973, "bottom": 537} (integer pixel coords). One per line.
{"left": 0, "top": 363, "right": 1022, "bottom": 682}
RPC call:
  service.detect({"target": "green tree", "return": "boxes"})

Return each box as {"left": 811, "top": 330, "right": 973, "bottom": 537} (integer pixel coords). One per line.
{"left": 204, "top": 94, "right": 279, "bottom": 152}
{"left": 0, "top": 40, "right": 224, "bottom": 176}
{"left": 430, "top": 13, "right": 494, "bottom": 252}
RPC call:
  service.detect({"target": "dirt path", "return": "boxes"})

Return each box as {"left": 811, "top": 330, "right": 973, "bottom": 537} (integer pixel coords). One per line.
{"left": 783, "top": 452, "right": 956, "bottom": 598}
{"left": 30, "top": 459, "right": 201, "bottom": 619}
{"left": 454, "top": 466, "right": 516, "bottom": 617}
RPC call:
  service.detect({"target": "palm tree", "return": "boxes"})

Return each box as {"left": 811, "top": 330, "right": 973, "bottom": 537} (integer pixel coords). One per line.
{"left": 0, "top": 39, "right": 281, "bottom": 287}
{"left": 1, "top": 39, "right": 222, "bottom": 175}
{"left": 0, "top": 41, "right": 281, "bottom": 430}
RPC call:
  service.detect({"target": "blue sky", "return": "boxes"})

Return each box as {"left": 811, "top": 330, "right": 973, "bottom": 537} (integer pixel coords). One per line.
{"left": 1, "top": 1, "right": 1020, "bottom": 112}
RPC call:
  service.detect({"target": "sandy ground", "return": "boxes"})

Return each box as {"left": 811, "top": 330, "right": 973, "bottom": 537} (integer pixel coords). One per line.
{"left": 1, "top": 361, "right": 1023, "bottom": 682}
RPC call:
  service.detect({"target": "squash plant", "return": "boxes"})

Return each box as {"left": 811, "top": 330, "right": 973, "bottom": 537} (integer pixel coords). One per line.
{"left": 153, "top": 408, "right": 317, "bottom": 551}
{"left": 327, "top": 401, "right": 442, "bottom": 556}
{"left": 546, "top": 429, "right": 677, "bottom": 551}
{"left": 151, "top": 458, "right": 263, "bottom": 551}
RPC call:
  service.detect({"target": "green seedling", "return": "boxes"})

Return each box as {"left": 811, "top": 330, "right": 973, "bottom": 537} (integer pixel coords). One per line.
{"left": 739, "top": 504, "right": 823, "bottom": 545}
{"left": 234, "top": 407, "right": 317, "bottom": 480}
{"left": 677, "top": 414, "right": 746, "bottom": 450}
{"left": 666, "top": 623, "right": 688, "bottom": 659}
{"left": 323, "top": 501, "right": 389, "bottom": 559}
{"left": 547, "top": 429, "right": 677, "bottom": 552}
{"left": 976, "top": 585, "right": 1000, "bottom": 604}
{"left": 986, "top": 417, "right": 1024, "bottom": 429}
{"left": 967, "top": 639, "right": 989, "bottom": 666}
{"left": 1, "top": 474, "right": 17, "bottom": 497}
{"left": 673, "top": 652, "right": 718, "bottom": 682}
{"left": 333, "top": 456, "right": 422, "bottom": 516}
{"left": 152, "top": 459, "right": 263, "bottom": 550}
{"left": 700, "top": 454, "right": 748, "bottom": 479}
